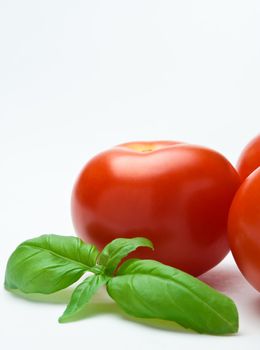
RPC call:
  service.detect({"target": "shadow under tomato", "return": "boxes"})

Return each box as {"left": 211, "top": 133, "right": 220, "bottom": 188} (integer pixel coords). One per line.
{"left": 199, "top": 264, "right": 245, "bottom": 294}
{"left": 248, "top": 295, "right": 260, "bottom": 318}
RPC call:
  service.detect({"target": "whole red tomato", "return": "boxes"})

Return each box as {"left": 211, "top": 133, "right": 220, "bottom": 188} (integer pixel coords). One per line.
{"left": 237, "top": 134, "right": 260, "bottom": 181}
{"left": 228, "top": 167, "right": 260, "bottom": 291}
{"left": 72, "top": 141, "right": 240, "bottom": 276}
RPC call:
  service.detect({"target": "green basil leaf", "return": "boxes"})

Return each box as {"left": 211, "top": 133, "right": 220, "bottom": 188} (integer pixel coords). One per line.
{"left": 59, "top": 274, "right": 110, "bottom": 323}
{"left": 98, "top": 237, "right": 153, "bottom": 275}
{"left": 107, "top": 259, "right": 239, "bottom": 335}
{"left": 5, "top": 234, "right": 99, "bottom": 294}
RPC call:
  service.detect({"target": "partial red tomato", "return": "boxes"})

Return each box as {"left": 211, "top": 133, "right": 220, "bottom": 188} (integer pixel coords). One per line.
{"left": 228, "top": 168, "right": 260, "bottom": 291}
{"left": 237, "top": 134, "right": 260, "bottom": 181}
{"left": 71, "top": 141, "right": 240, "bottom": 276}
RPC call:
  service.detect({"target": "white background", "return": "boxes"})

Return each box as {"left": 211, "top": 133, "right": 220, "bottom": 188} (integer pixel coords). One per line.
{"left": 0, "top": 1, "right": 260, "bottom": 349}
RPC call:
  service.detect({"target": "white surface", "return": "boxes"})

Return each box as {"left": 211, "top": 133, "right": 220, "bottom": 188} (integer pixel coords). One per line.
{"left": 0, "top": 1, "right": 260, "bottom": 349}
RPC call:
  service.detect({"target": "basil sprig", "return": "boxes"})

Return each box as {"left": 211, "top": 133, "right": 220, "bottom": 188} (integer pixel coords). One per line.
{"left": 4, "top": 234, "right": 239, "bottom": 334}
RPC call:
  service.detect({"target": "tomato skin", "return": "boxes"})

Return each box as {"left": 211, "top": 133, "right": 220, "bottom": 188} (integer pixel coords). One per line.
{"left": 237, "top": 134, "right": 260, "bottom": 181}
{"left": 72, "top": 141, "right": 240, "bottom": 276}
{"left": 228, "top": 168, "right": 260, "bottom": 291}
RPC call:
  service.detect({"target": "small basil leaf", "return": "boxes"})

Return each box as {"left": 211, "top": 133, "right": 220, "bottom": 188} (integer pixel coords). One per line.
{"left": 98, "top": 237, "right": 153, "bottom": 275}
{"left": 107, "top": 259, "right": 239, "bottom": 335}
{"left": 5, "top": 234, "right": 99, "bottom": 294}
{"left": 59, "top": 274, "right": 110, "bottom": 323}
